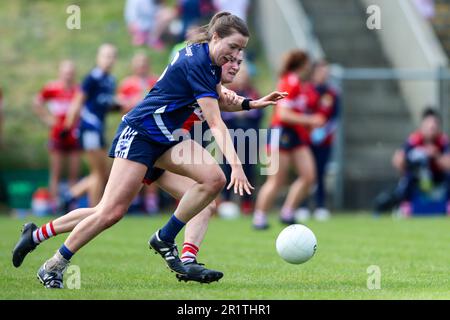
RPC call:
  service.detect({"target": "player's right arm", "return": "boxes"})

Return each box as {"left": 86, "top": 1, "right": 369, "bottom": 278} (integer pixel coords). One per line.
{"left": 392, "top": 149, "right": 406, "bottom": 173}
{"left": 33, "top": 87, "right": 55, "bottom": 127}
{"left": 64, "top": 91, "right": 86, "bottom": 129}
{"left": 278, "top": 104, "right": 325, "bottom": 128}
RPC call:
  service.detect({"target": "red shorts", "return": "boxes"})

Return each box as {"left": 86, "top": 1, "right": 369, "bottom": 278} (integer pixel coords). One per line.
{"left": 49, "top": 124, "right": 80, "bottom": 152}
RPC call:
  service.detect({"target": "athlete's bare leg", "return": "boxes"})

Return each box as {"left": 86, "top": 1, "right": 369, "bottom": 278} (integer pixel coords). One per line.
{"left": 282, "top": 146, "right": 316, "bottom": 211}
{"left": 154, "top": 139, "right": 225, "bottom": 223}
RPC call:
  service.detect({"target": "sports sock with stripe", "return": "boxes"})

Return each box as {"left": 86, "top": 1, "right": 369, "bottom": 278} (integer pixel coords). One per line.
{"left": 32, "top": 221, "right": 57, "bottom": 244}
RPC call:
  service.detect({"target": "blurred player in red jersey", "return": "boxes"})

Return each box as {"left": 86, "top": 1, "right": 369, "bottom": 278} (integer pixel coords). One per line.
{"left": 117, "top": 52, "right": 160, "bottom": 213}
{"left": 117, "top": 52, "right": 159, "bottom": 113}
{"left": 33, "top": 60, "right": 81, "bottom": 205}
{"left": 297, "top": 60, "right": 340, "bottom": 222}
{"left": 374, "top": 108, "right": 450, "bottom": 215}
{"left": 253, "top": 50, "right": 325, "bottom": 229}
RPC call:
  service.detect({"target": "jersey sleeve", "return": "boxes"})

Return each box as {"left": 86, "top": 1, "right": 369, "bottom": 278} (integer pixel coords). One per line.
{"left": 81, "top": 74, "right": 96, "bottom": 96}
{"left": 439, "top": 134, "right": 450, "bottom": 154}
{"left": 37, "top": 84, "right": 55, "bottom": 102}
{"left": 187, "top": 62, "right": 220, "bottom": 100}
{"left": 277, "top": 75, "right": 300, "bottom": 109}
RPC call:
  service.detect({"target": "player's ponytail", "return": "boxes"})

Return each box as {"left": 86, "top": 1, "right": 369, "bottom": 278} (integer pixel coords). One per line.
{"left": 279, "top": 50, "right": 310, "bottom": 76}
{"left": 188, "top": 11, "right": 249, "bottom": 45}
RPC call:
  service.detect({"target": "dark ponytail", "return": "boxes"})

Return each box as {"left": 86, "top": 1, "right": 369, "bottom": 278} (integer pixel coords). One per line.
{"left": 279, "top": 50, "right": 310, "bottom": 76}
{"left": 188, "top": 11, "right": 249, "bottom": 45}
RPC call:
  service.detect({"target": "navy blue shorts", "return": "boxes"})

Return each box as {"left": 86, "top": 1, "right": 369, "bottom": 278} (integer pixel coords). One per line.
{"left": 267, "top": 126, "right": 305, "bottom": 152}
{"left": 79, "top": 127, "right": 106, "bottom": 151}
{"left": 109, "top": 121, "right": 174, "bottom": 184}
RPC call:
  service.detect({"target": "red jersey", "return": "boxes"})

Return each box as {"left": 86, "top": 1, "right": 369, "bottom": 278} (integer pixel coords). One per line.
{"left": 37, "top": 80, "right": 80, "bottom": 151}
{"left": 309, "top": 85, "right": 340, "bottom": 146}
{"left": 270, "top": 72, "right": 319, "bottom": 142}
{"left": 405, "top": 131, "right": 450, "bottom": 174}
{"left": 117, "top": 75, "right": 158, "bottom": 113}
{"left": 38, "top": 80, "right": 79, "bottom": 119}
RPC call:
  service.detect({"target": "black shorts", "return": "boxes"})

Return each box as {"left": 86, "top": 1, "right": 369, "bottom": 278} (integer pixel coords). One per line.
{"left": 267, "top": 126, "right": 306, "bottom": 152}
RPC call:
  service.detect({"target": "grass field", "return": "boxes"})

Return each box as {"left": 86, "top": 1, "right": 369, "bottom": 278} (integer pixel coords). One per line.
{"left": 0, "top": 213, "right": 449, "bottom": 300}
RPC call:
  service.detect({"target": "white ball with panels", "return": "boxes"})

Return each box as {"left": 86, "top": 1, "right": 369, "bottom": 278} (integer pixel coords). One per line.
{"left": 276, "top": 224, "right": 317, "bottom": 264}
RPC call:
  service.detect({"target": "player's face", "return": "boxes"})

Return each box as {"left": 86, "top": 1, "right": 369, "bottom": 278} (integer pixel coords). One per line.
{"left": 97, "top": 45, "right": 117, "bottom": 72}
{"left": 59, "top": 61, "right": 76, "bottom": 83}
{"left": 313, "top": 64, "right": 329, "bottom": 84}
{"left": 421, "top": 116, "right": 440, "bottom": 140}
{"left": 210, "top": 31, "right": 248, "bottom": 67}
{"left": 221, "top": 52, "right": 244, "bottom": 84}
{"left": 132, "top": 56, "right": 149, "bottom": 77}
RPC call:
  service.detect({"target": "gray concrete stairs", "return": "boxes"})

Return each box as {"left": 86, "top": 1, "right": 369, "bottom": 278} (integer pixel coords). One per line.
{"left": 431, "top": 0, "right": 450, "bottom": 57}
{"left": 301, "top": 0, "right": 415, "bottom": 209}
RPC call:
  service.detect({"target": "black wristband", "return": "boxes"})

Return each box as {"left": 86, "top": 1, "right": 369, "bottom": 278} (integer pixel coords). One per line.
{"left": 241, "top": 98, "right": 252, "bottom": 111}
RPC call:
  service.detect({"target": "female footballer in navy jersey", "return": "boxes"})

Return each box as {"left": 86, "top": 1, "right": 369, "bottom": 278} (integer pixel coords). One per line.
{"left": 13, "top": 12, "right": 286, "bottom": 288}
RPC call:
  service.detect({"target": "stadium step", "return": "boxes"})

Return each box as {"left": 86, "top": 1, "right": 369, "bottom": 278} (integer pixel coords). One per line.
{"left": 302, "top": 0, "right": 413, "bottom": 209}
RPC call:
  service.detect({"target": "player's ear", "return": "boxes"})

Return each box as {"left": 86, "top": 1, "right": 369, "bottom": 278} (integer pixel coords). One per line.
{"left": 211, "top": 32, "right": 220, "bottom": 43}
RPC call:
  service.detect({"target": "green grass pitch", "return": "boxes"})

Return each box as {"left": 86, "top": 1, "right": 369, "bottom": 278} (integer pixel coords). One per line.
{"left": 0, "top": 213, "right": 448, "bottom": 299}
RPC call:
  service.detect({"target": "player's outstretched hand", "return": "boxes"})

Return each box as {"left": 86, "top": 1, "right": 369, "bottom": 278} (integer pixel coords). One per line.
{"left": 227, "top": 166, "right": 255, "bottom": 196}
{"left": 250, "top": 91, "right": 288, "bottom": 110}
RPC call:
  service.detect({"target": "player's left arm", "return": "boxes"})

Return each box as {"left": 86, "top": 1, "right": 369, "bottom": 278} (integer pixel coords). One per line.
{"left": 435, "top": 147, "right": 450, "bottom": 171}
{"left": 219, "top": 85, "right": 287, "bottom": 112}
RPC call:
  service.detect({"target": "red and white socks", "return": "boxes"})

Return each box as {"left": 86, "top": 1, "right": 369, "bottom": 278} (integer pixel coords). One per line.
{"left": 32, "top": 221, "right": 57, "bottom": 244}
{"left": 181, "top": 242, "right": 199, "bottom": 264}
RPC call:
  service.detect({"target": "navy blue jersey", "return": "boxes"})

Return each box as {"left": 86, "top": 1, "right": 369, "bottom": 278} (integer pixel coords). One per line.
{"left": 80, "top": 68, "right": 116, "bottom": 131}
{"left": 124, "top": 43, "right": 222, "bottom": 144}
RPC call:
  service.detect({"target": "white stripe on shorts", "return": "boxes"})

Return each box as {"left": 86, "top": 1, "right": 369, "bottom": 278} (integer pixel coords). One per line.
{"left": 114, "top": 126, "right": 138, "bottom": 159}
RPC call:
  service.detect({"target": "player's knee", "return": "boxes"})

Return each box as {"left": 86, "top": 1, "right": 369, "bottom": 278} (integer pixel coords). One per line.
{"left": 300, "top": 173, "right": 316, "bottom": 192}
{"left": 211, "top": 171, "right": 227, "bottom": 194}
{"left": 98, "top": 206, "right": 126, "bottom": 228}
{"left": 202, "top": 170, "right": 226, "bottom": 195}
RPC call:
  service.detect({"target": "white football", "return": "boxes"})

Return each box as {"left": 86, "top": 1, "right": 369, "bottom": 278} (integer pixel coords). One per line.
{"left": 217, "top": 201, "right": 240, "bottom": 220}
{"left": 276, "top": 224, "right": 317, "bottom": 264}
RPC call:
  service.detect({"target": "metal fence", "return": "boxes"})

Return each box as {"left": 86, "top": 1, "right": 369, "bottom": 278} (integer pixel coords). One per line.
{"left": 328, "top": 66, "right": 450, "bottom": 209}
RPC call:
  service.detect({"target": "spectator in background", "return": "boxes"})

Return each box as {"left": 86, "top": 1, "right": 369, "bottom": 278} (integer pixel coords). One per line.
{"left": 297, "top": 60, "right": 340, "bottom": 222}
{"left": 413, "top": 0, "right": 435, "bottom": 20}
{"left": 373, "top": 108, "right": 450, "bottom": 214}
{"left": 220, "top": 60, "right": 262, "bottom": 214}
{"left": 125, "top": 0, "right": 177, "bottom": 50}
{"left": 117, "top": 52, "right": 158, "bottom": 113}
{"left": 117, "top": 52, "right": 160, "bottom": 213}
{"left": 63, "top": 44, "right": 121, "bottom": 208}
{"left": 32, "top": 60, "right": 81, "bottom": 206}
{"left": 213, "top": 0, "right": 249, "bottom": 22}
{"left": 177, "top": 0, "right": 215, "bottom": 41}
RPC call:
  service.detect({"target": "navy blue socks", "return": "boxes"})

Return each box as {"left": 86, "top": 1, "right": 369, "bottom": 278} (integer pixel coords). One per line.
{"left": 158, "top": 214, "right": 186, "bottom": 243}
{"left": 59, "top": 244, "right": 74, "bottom": 261}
